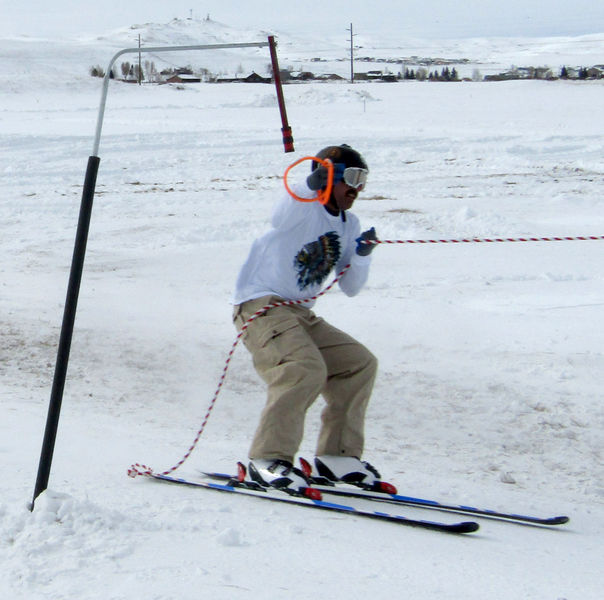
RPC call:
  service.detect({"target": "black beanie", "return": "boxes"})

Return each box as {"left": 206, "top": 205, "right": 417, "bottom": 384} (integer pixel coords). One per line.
{"left": 312, "top": 144, "right": 368, "bottom": 171}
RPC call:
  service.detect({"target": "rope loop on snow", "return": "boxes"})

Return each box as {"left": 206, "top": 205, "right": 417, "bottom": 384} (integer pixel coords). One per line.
{"left": 128, "top": 232, "right": 603, "bottom": 479}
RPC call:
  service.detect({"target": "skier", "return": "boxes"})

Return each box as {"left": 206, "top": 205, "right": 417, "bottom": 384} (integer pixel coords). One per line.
{"left": 232, "top": 143, "right": 389, "bottom": 495}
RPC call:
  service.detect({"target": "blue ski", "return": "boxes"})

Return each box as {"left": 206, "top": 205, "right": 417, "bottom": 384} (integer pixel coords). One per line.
{"left": 307, "top": 483, "right": 569, "bottom": 526}
{"left": 150, "top": 472, "right": 479, "bottom": 534}
{"left": 202, "top": 470, "right": 568, "bottom": 527}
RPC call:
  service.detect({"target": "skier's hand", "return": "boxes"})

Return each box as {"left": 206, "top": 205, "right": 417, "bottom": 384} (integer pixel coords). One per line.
{"left": 356, "top": 227, "right": 378, "bottom": 256}
{"left": 306, "top": 162, "right": 345, "bottom": 190}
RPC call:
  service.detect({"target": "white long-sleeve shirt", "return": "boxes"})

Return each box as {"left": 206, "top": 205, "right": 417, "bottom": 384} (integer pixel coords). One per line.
{"left": 233, "top": 184, "right": 371, "bottom": 306}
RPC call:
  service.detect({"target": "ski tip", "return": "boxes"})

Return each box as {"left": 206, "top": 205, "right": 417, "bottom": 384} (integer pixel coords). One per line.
{"left": 548, "top": 515, "right": 570, "bottom": 525}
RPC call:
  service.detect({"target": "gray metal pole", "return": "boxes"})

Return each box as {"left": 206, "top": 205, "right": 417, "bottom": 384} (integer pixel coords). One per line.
{"left": 92, "top": 42, "right": 269, "bottom": 157}
{"left": 31, "top": 40, "right": 271, "bottom": 510}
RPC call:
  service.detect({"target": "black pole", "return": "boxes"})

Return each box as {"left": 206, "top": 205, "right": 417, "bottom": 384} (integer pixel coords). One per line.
{"left": 31, "top": 155, "right": 100, "bottom": 510}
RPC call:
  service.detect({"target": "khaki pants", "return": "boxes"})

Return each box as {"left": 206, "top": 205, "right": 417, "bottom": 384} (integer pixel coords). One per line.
{"left": 233, "top": 295, "right": 377, "bottom": 462}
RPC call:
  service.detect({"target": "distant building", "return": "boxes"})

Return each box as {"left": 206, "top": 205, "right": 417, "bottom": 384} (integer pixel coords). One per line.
{"left": 353, "top": 71, "right": 395, "bottom": 82}
{"left": 316, "top": 73, "right": 344, "bottom": 81}
{"left": 216, "top": 72, "right": 271, "bottom": 83}
{"left": 291, "top": 71, "right": 316, "bottom": 81}
{"left": 165, "top": 74, "right": 201, "bottom": 84}
{"left": 243, "top": 72, "right": 271, "bottom": 83}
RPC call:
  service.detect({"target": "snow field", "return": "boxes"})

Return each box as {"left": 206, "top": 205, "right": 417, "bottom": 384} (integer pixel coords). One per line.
{"left": 1, "top": 37, "right": 604, "bottom": 599}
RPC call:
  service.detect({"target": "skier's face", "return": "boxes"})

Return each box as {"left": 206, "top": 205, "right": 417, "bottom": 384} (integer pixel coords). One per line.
{"left": 331, "top": 180, "right": 360, "bottom": 212}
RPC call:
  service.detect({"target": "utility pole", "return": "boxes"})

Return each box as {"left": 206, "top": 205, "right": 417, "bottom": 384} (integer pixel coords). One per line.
{"left": 347, "top": 23, "right": 355, "bottom": 83}
{"left": 137, "top": 35, "right": 142, "bottom": 85}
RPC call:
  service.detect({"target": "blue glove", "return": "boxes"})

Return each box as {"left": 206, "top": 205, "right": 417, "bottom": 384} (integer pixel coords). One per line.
{"left": 306, "top": 163, "right": 346, "bottom": 190}
{"left": 356, "top": 227, "right": 377, "bottom": 256}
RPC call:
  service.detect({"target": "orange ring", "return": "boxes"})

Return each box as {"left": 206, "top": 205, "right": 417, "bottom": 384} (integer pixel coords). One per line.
{"left": 283, "top": 156, "right": 334, "bottom": 205}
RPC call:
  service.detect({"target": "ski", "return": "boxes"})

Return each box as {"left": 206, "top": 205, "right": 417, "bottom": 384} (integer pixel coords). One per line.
{"left": 202, "top": 470, "right": 568, "bottom": 527}
{"left": 151, "top": 472, "right": 479, "bottom": 534}
{"left": 307, "top": 483, "right": 569, "bottom": 526}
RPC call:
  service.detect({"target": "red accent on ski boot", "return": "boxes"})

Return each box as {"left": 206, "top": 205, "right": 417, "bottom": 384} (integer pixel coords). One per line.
{"left": 299, "top": 457, "right": 313, "bottom": 478}
{"left": 377, "top": 481, "right": 398, "bottom": 494}
{"left": 236, "top": 461, "right": 247, "bottom": 483}
{"left": 303, "top": 487, "right": 322, "bottom": 501}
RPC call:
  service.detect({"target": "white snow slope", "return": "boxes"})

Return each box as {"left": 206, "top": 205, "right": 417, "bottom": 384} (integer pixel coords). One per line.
{"left": 1, "top": 20, "right": 604, "bottom": 600}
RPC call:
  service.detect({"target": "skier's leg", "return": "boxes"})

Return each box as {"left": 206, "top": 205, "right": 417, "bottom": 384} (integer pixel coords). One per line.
{"left": 234, "top": 298, "right": 327, "bottom": 462}
{"left": 310, "top": 319, "right": 378, "bottom": 457}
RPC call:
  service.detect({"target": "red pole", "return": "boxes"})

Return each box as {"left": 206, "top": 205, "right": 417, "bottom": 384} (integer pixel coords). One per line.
{"left": 268, "top": 35, "right": 294, "bottom": 153}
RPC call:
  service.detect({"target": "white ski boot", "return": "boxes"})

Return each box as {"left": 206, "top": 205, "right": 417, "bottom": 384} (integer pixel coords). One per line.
{"left": 314, "top": 456, "right": 397, "bottom": 493}
{"left": 248, "top": 459, "right": 321, "bottom": 499}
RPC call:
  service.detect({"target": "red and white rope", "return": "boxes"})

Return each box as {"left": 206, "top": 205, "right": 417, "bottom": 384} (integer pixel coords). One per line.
{"left": 128, "top": 264, "right": 352, "bottom": 478}
{"left": 370, "top": 235, "right": 604, "bottom": 245}
{"left": 128, "top": 232, "right": 603, "bottom": 478}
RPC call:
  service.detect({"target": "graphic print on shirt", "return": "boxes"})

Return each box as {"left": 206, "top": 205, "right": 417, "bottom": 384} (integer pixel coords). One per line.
{"left": 293, "top": 231, "right": 341, "bottom": 290}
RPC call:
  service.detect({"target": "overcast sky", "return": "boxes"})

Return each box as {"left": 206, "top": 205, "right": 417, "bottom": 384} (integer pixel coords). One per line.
{"left": 4, "top": 0, "right": 604, "bottom": 39}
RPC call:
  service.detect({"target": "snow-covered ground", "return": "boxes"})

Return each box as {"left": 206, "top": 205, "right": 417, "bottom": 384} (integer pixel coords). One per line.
{"left": 2, "top": 22, "right": 604, "bottom": 600}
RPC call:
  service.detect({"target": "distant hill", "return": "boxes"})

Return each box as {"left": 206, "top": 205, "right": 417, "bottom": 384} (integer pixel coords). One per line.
{"left": 2, "top": 18, "right": 603, "bottom": 91}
